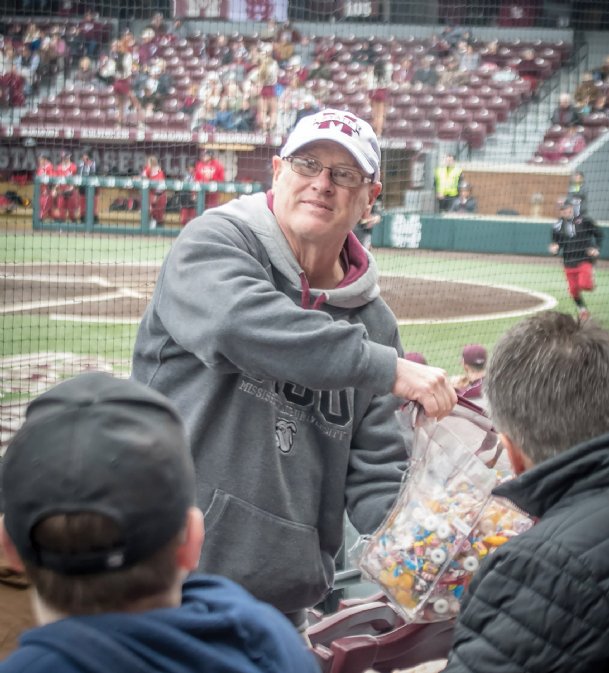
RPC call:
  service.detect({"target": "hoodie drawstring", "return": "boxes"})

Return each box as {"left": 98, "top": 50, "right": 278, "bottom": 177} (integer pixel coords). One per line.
{"left": 299, "top": 272, "right": 328, "bottom": 310}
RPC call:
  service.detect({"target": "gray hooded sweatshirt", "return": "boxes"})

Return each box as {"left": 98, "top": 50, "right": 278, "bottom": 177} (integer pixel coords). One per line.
{"left": 132, "top": 192, "right": 410, "bottom": 619}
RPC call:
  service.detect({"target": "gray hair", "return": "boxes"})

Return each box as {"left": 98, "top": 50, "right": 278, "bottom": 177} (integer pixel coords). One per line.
{"left": 486, "top": 311, "right": 609, "bottom": 464}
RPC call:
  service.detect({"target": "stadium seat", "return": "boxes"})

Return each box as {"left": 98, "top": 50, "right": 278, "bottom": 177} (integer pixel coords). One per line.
{"left": 472, "top": 108, "right": 497, "bottom": 134}
{"left": 428, "top": 106, "right": 449, "bottom": 125}
{"left": 402, "top": 106, "right": 424, "bottom": 122}
{"left": 462, "top": 121, "right": 487, "bottom": 149}
{"left": 412, "top": 119, "right": 436, "bottom": 139}
{"left": 450, "top": 107, "right": 473, "bottom": 124}
{"left": 544, "top": 124, "right": 566, "bottom": 141}
{"left": 437, "top": 120, "right": 462, "bottom": 140}
{"left": 388, "top": 118, "right": 415, "bottom": 137}
{"left": 485, "top": 96, "right": 510, "bottom": 122}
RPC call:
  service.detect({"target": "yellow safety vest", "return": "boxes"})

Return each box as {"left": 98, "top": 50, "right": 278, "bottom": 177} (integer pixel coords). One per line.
{"left": 435, "top": 166, "right": 462, "bottom": 198}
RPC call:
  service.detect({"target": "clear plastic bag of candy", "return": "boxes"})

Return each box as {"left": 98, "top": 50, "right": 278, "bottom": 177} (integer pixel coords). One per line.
{"left": 354, "top": 398, "right": 533, "bottom": 623}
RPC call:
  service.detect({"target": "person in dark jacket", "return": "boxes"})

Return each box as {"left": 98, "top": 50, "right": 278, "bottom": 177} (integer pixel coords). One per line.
{"left": 401, "top": 310, "right": 609, "bottom": 673}
{"left": 549, "top": 197, "right": 603, "bottom": 319}
{"left": 0, "top": 373, "right": 318, "bottom": 673}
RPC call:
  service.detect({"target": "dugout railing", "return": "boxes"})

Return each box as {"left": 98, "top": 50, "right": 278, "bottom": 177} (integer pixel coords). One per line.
{"left": 32, "top": 176, "right": 263, "bottom": 236}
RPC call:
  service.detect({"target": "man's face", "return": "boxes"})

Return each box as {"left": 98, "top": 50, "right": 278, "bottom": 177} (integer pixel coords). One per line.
{"left": 560, "top": 205, "right": 574, "bottom": 219}
{"left": 271, "top": 140, "right": 381, "bottom": 251}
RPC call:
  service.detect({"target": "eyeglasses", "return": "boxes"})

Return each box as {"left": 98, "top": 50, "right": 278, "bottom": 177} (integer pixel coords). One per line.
{"left": 283, "top": 156, "right": 372, "bottom": 188}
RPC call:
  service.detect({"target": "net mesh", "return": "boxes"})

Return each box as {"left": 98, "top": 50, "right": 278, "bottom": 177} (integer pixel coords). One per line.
{"left": 1, "top": 1, "right": 608, "bottom": 444}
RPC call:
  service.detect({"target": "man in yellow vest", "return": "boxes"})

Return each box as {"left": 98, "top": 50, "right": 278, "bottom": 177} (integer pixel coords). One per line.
{"left": 434, "top": 153, "right": 463, "bottom": 212}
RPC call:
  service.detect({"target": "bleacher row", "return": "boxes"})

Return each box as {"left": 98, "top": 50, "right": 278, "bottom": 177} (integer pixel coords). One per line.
{"left": 12, "top": 33, "right": 571, "bottom": 150}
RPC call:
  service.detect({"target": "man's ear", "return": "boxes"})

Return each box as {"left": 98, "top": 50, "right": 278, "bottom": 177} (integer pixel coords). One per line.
{"left": 499, "top": 432, "right": 532, "bottom": 475}
{"left": 271, "top": 155, "right": 283, "bottom": 186}
{"left": 175, "top": 507, "right": 204, "bottom": 572}
{"left": 0, "top": 518, "right": 26, "bottom": 573}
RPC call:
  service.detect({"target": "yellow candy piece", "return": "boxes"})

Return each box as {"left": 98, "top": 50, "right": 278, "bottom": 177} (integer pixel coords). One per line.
{"left": 394, "top": 589, "right": 418, "bottom": 609}
{"left": 483, "top": 535, "right": 509, "bottom": 546}
{"left": 379, "top": 569, "right": 401, "bottom": 588}
{"left": 396, "top": 572, "right": 414, "bottom": 590}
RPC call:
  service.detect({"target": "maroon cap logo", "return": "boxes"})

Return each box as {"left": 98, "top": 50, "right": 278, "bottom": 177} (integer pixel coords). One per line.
{"left": 314, "top": 111, "right": 362, "bottom": 137}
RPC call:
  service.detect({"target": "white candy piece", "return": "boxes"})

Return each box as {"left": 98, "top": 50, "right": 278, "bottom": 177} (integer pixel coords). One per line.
{"left": 430, "top": 548, "right": 447, "bottom": 565}
{"left": 463, "top": 555, "right": 479, "bottom": 572}
{"left": 433, "top": 598, "right": 449, "bottom": 614}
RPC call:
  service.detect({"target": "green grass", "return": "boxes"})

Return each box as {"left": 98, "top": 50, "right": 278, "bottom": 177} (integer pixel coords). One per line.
{"left": 1, "top": 232, "right": 172, "bottom": 264}
{"left": 2, "top": 233, "right": 608, "bottom": 389}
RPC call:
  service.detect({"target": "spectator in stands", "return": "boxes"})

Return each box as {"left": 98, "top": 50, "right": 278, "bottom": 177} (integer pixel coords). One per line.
{"left": 14, "top": 44, "right": 39, "bottom": 96}
{"left": 412, "top": 56, "right": 439, "bottom": 88}
{"left": 181, "top": 83, "right": 199, "bottom": 115}
{"left": 73, "top": 55, "right": 97, "bottom": 87}
{"left": 0, "top": 372, "right": 318, "bottom": 673}
{"left": 590, "top": 93, "right": 608, "bottom": 116}
{"left": 551, "top": 92, "right": 582, "bottom": 127}
{"left": 0, "top": 43, "right": 25, "bottom": 107}
{"left": 113, "top": 35, "right": 140, "bottom": 125}
{"left": 439, "top": 55, "right": 469, "bottom": 88}
{"left": 574, "top": 71, "right": 601, "bottom": 113}
{"left": 451, "top": 343, "right": 487, "bottom": 404}
{"left": 76, "top": 148, "right": 98, "bottom": 223}
{"left": 78, "top": 9, "right": 103, "bottom": 59}
{"left": 435, "top": 154, "right": 463, "bottom": 212}
{"left": 96, "top": 41, "right": 118, "bottom": 87}
{"left": 556, "top": 124, "right": 586, "bottom": 159}
{"left": 191, "top": 77, "right": 223, "bottom": 131}
{"left": 137, "top": 27, "right": 158, "bottom": 68}
{"left": 40, "top": 29, "right": 68, "bottom": 83}
{"left": 368, "top": 60, "right": 391, "bottom": 137}
{"left": 256, "top": 50, "right": 279, "bottom": 133}
{"left": 450, "top": 183, "right": 478, "bottom": 213}
{"left": 517, "top": 47, "right": 540, "bottom": 92}
{"left": 457, "top": 41, "right": 479, "bottom": 72}
{"left": 35, "top": 153, "right": 54, "bottom": 222}
{"left": 194, "top": 149, "right": 225, "bottom": 210}
{"left": 593, "top": 54, "right": 609, "bottom": 83}
{"left": 53, "top": 150, "right": 78, "bottom": 223}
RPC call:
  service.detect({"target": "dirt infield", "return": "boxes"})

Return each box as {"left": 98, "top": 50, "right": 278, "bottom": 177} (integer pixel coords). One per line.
{"left": 1, "top": 263, "right": 546, "bottom": 322}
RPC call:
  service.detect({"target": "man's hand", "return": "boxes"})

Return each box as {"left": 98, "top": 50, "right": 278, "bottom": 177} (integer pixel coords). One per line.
{"left": 392, "top": 358, "right": 457, "bottom": 419}
{"left": 548, "top": 243, "right": 559, "bottom": 255}
{"left": 586, "top": 247, "right": 600, "bottom": 257}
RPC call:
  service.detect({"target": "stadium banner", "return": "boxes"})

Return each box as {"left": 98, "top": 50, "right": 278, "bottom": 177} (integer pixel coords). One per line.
{"left": 170, "top": 0, "right": 377, "bottom": 20}
{"left": 171, "top": 0, "right": 288, "bottom": 20}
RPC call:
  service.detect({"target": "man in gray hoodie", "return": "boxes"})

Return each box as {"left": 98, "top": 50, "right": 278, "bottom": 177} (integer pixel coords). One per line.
{"left": 132, "top": 108, "right": 456, "bottom": 630}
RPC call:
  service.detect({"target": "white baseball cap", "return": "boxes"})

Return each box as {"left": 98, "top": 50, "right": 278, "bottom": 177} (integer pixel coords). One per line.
{"left": 280, "top": 108, "right": 381, "bottom": 181}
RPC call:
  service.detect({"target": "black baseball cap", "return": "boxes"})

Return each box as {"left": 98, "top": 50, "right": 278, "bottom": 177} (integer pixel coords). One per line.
{"left": 2, "top": 372, "right": 195, "bottom": 575}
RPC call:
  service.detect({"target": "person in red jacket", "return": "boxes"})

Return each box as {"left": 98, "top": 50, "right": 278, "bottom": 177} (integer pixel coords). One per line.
{"left": 194, "top": 149, "right": 225, "bottom": 210}
{"left": 141, "top": 155, "right": 167, "bottom": 229}
{"left": 53, "top": 151, "right": 78, "bottom": 222}
{"left": 35, "top": 153, "right": 54, "bottom": 221}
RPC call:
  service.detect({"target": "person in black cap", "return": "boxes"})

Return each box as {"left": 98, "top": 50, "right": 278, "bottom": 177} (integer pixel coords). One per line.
{"left": 0, "top": 372, "right": 318, "bottom": 673}
{"left": 549, "top": 196, "right": 603, "bottom": 320}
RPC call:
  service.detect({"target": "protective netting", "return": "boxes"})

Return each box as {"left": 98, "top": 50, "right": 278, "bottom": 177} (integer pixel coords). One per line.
{"left": 1, "top": 1, "right": 608, "bottom": 443}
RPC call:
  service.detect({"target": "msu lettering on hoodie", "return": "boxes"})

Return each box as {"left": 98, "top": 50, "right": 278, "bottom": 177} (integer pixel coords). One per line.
{"left": 132, "top": 192, "right": 410, "bottom": 616}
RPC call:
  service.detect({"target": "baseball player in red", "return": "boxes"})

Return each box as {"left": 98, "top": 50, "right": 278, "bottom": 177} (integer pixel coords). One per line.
{"left": 54, "top": 151, "right": 79, "bottom": 222}
{"left": 549, "top": 196, "right": 603, "bottom": 320}
{"left": 194, "top": 149, "right": 225, "bottom": 210}
{"left": 141, "top": 155, "right": 167, "bottom": 229}
{"left": 35, "top": 153, "right": 54, "bottom": 221}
